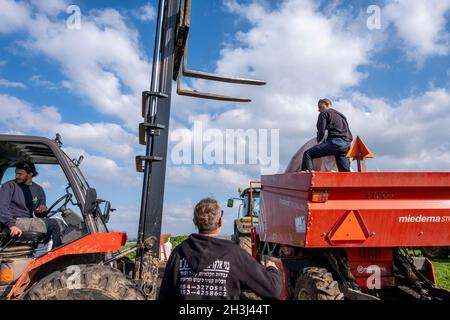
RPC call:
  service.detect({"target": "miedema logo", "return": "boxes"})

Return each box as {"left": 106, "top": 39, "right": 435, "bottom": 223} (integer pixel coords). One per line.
{"left": 327, "top": 210, "right": 370, "bottom": 244}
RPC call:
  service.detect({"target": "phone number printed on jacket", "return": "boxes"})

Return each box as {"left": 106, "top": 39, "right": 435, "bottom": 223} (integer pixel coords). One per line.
{"left": 179, "top": 258, "right": 230, "bottom": 297}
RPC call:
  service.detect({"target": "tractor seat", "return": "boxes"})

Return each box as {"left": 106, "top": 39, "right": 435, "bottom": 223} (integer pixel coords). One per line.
{"left": 0, "top": 227, "right": 48, "bottom": 245}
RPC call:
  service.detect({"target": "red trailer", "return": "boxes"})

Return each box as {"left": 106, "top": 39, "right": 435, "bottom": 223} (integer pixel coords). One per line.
{"left": 256, "top": 171, "right": 450, "bottom": 300}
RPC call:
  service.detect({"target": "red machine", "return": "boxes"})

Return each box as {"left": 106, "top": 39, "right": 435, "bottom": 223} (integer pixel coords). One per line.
{"left": 254, "top": 140, "right": 450, "bottom": 300}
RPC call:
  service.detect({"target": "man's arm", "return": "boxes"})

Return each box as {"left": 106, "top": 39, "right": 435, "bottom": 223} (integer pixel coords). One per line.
{"left": 239, "top": 251, "right": 282, "bottom": 299}
{"left": 34, "top": 185, "right": 47, "bottom": 216}
{"left": 316, "top": 112, "right": 328, "bottom": 143}
{"left": 0, "top": 182, "right": 17, "bottom": 228}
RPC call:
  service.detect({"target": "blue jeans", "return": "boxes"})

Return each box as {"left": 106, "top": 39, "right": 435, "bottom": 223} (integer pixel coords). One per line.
{"left": 301, "top": 137, "right": 351, "bottom": 172}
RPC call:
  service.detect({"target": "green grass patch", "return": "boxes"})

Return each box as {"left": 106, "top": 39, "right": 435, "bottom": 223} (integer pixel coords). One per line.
{"left": 433, "top": 259, "right": 450, "bottom": 290}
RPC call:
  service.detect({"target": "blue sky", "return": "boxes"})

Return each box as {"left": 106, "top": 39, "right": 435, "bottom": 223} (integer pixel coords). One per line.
{"left": 1, "top": 0, "right": 450, "bottom": 237}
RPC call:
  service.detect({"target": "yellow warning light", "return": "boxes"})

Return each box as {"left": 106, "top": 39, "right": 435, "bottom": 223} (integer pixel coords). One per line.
{"left": 311, "top": 191, "right": 329, "bottom": 203}
{"left": 0, "top": 269, "right": 14, "bottom": 283}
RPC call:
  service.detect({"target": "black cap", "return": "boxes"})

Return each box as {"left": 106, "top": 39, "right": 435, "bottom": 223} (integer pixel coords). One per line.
{"left": 16, "top": 161, "right": 39, "bottom": 177}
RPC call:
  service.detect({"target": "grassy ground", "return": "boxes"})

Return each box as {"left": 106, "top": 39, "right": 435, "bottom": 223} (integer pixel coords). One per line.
{"left": 433, "top": 260, "right": 450, "bottom": 289}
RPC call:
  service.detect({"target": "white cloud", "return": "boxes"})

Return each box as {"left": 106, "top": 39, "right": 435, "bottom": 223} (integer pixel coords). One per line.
{"left": 0, "top": 0, "right": 30, "bottom": 33}
{"left": 132, "top": 3, "right": 156, "bottom": 22}
{"left": 384, "top": 0, "right": 450, "bottom": 63}
{"left": 0, "top": 60, "right": 7, "bottom": 67}
{"left": 63, "top": 146, "right": 135, "bottom": 186}
{"left": 0, "top": 78, "right": 26, "bottom": 88}
{"left": 29, "top": 0, "right": 69, "bottom": 16}
{"left": 29, "top": 75, "right": 60, "bottom": 90}
{"left": 0, "top": 94, "right": 61, "bottom": 130}
{"left": 0, "top": 0, "right": 151, "bottom": 129}
{"left": 168, "top": 166, "right": 252, "bottom": 189}
{"left": 0, "top": 94, "right": 138, "bottom": 161}
{"left": 217, "top": 0, "right": 372, "bottom": 97}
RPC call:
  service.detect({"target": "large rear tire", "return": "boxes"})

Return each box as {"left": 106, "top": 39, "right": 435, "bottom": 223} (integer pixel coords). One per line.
{"left": 24, "top": 264, "right": 145, "bottom": 300}
{"left": 420, "top": 247, "right": 449, "bottom": 260}
{"left": 295, "top": 267, "right": 344, "bottom": 300}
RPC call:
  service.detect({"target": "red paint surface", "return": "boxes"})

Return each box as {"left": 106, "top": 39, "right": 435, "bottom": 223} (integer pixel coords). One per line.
{"left": 8, "top": 232, "right": 127, "bottom": 299}
{"left": 259, "top": 172, "right": 450, "bottom": 248}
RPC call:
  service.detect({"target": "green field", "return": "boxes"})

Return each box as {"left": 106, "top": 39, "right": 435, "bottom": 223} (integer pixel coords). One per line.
{"left": 434, "top": 260, "right": 450, "bottom": 289}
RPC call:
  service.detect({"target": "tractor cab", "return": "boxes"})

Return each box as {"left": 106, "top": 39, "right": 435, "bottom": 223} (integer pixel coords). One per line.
{"left": 0, "top": 134, "right": 112, "bottom": 240}
{"left": 227, "top": 182, "right": 261, "bottom": 255}
{"left": 0, "top": 134, "right": 122, "bottom": 299}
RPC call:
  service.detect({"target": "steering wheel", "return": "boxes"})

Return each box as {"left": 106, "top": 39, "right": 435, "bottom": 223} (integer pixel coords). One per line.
{"left": 45, "top": 193, "right": 72, "bottom": 218}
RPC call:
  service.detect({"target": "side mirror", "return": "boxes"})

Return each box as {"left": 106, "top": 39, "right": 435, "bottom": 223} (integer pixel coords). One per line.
{"left": 103, "top": 201, "right": 111, "bottom": 223}
{"left": 83, "top": 187, "right": 97, "bottom": 214}
{"left": 227, "top": 199, "right": 234, "bottom": 208}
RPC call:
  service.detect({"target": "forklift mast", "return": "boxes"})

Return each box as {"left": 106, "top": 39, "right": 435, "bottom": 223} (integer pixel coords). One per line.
{"left": 133, "top": 0, "right": 266, "bottom": 293}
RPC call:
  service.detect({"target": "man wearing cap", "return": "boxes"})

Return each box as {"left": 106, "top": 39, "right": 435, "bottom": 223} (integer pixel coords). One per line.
{"left": 301, "top": 98, "right": 353, "bottom": 172}
{"left": 0, "top": 161, "right": 64, "bottom": 247}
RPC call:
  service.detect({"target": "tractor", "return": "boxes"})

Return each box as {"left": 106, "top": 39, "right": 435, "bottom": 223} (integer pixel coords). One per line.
{"left": 0, "top": 134, "right": 144, "bottom": 299}
{"left": 0, "top": 0, "right": 264, "bottom": 300}
{"left": 228, "top": 182, "right": 261, "bottom": 255}
{"left": 247, "top": 138, "right": 450, "bottom": 300}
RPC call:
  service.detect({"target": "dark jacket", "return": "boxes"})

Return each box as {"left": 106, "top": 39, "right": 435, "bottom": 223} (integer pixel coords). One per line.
{"left": 158, "top": 234, "right": 282, "bottom": 300}
{"left": 0, "top": 180, "right": 46, "bottom": 228}
{"left": 317, "top": 108, "right": 353, "bottom": 143}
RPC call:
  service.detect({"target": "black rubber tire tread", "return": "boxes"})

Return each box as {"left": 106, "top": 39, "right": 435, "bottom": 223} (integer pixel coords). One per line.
{"left": 420, "top": 247, "right": 450, "bottom": 260}
{"left": 295, "top": 267, "right": 344, "bottom": 300}
{"left": 23, "top": 264, "right": 145, "bottom": 300}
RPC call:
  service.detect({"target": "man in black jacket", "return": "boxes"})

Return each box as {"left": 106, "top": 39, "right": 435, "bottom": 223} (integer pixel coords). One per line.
{"left": 158, "top": 198, "right": 282, "bottom": 300}
{"left": 301, "top": 98, "right": 353, "bottom": 172}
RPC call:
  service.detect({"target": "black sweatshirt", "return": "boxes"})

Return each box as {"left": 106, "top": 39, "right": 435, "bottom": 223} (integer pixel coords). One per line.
{"left": 316, "top": 108, "right": 353, "bottom": 143}
{"left": 158, "top": 234, "right": 282, "bottom": 300}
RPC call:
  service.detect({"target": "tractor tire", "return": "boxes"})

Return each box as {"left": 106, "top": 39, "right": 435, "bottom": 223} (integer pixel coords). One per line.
{"left": 236, "top": 232, "right": 252, "bottom": 255}
{"left": 23, "top": 264, "right": 145, "bottom": 300}
{"left": 295, "top": 267, "right": 344, "bottom": 300}
{"left": 420, "top": 247, "right": 450, "bottom": 260}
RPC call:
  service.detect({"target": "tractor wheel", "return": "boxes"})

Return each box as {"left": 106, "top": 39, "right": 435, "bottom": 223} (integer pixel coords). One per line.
{"left": 236, "top": 232, "right": 252, "bottom": 255}
{"left": 294, "top": 267, "right": 344, "bottom": 300}
{"left": 420, "top": 247, "right": 450, "bottom": 260}
{"left": 24, "top": 264, "right": 145, "bottom": 300}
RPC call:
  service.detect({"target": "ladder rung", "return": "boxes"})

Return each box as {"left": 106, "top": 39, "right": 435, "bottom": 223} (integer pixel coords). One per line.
{"left": 139, "top": 123, "right": 166, "bottom": 145}
{"left": 135, "top": 156, "right": 164, "bottom": 173}
{"left": 142, "top": 91, "right": 169, "bottom": 118}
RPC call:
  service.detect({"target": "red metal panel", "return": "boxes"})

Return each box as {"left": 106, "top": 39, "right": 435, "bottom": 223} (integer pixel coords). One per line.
{"left": 307, "top": 203, "right": 450, "bottom": 248}
{"left": 259, "top": 172, "right": 450, "bottom": 248}
{"left": 8, "top": 232, "right": 127, "bottom": 299}
{"left": 258, "top": 183, "right": 308, "bottom": 246}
